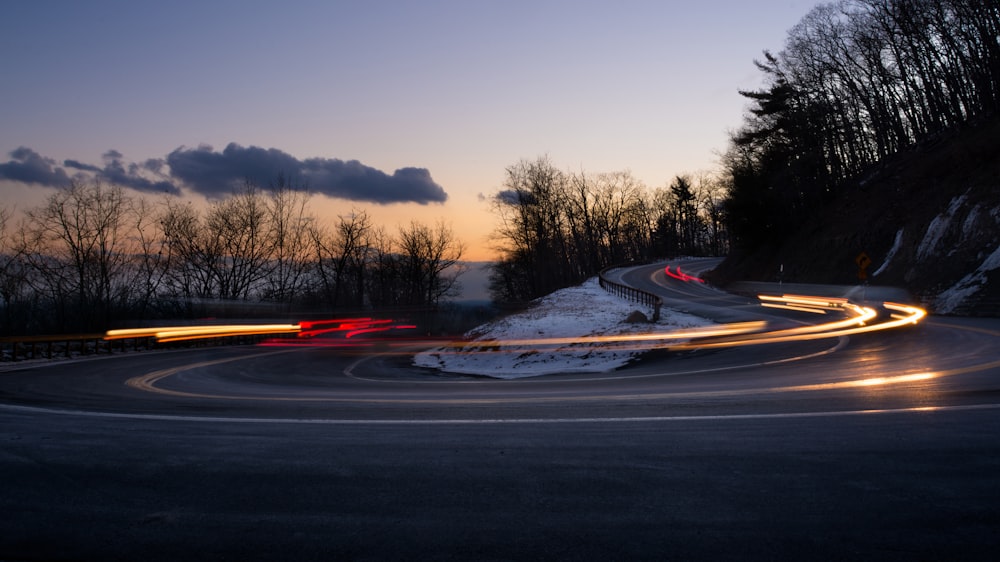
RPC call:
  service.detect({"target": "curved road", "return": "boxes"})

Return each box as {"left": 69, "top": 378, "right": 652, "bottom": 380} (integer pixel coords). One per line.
{"left": 2, "top": 260, "right": 999, "bottom": 560}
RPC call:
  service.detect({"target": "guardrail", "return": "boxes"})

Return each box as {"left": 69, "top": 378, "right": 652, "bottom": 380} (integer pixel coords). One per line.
{"left": 598, "top": 263, "right": 662, "bottom": 322}
{"left": 0, "top": 331, "right": 285, "bottom": 363}
{"left": 0, "top": 333, "right": 148, "bottom": 363}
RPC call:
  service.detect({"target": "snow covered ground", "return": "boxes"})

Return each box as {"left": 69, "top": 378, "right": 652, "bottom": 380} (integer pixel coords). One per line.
{"left": 936, "top": 244, "right": 1000, "bottom": 314}
{"left": 413, "top": 277, "right": 713, "bottom": 379}
{"left": 872, "top": 228, "right": 903, "bottom": 278}
{"left": 916, "top": 192, "right": 1000, "bottom": 313}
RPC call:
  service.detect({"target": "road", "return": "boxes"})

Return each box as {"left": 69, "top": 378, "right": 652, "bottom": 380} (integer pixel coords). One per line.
{"left": 2, "top": 260, "right": 999, "bottom": 560}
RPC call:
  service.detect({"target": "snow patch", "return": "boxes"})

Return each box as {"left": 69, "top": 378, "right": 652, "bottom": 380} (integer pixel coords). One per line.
{"left": 936, "top": 243, "right": 1000, "bottom": 314}
{"left": 961, "top": 204, "right": 982, "bottom": 241}
{"left": 917, "top": 194, "right": 966, "bottom": 260}
{"left": 872, "top": 228, "right": 903, "bottom": 277}
{"left": 413, "top": 277, "right": 713, "bottom": 378}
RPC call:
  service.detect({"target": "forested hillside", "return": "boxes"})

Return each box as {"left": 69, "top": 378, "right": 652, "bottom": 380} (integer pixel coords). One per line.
{"left": 710, "top": 116, "right": 1000, "bottom": 314}
{"left": 711, "top": 0, "right": 1000, "bottom": 315}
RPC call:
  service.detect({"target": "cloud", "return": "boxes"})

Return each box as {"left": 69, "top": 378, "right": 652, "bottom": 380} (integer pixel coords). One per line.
{"left": 0, "top": 147, "right": 71, "bottom": 187}
{"left": 63, "top": 151, "right": 181, "bottom": 195}
{"left": 141, "top": 158, "right": 166, "bottom": 174}
{"left": 64, "top": 159, "right": 101, "bottom": 173}
{"left": 167, "top": 143, "right": 448, "bottom": 204}
{"left": 95, "top": 151, "right": 181, "bottom": 196}
{"left": 495, "top": 189, "right": 536, "bottom": 206}
{"left": 4, "top": 143, "right": 448, "bottom": 205}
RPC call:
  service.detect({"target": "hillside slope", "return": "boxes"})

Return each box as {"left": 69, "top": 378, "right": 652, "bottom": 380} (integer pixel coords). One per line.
{"left": 710, "top": 117, "right": 1000, "bottom": 316}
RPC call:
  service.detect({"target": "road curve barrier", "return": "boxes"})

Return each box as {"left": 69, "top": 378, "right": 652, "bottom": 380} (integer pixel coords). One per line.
{"left": 598, "top": 262, "right": 663, "bottom": 322}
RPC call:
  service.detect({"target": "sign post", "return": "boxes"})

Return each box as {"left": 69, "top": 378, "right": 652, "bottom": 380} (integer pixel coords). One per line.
{"left": 855, "top": 251, "right": 871, "bottom": 302}
{"left": 855, "top": 252, "right": 872, "bottom": 281}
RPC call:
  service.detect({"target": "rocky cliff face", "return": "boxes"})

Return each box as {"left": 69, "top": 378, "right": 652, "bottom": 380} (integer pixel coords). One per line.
{"left": 711, "top": 118, "right": 1000, "bottom": 316}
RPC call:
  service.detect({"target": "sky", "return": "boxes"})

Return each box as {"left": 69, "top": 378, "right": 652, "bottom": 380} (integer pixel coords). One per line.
{"left": 0, "top": 0, "right": 818, "bottom": 261}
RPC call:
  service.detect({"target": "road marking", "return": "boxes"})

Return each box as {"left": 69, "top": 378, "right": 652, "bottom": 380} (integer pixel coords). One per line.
{"left": 2, "top": 401, "right": 999, "bottom": 425}
{"left": 125, "top": 348, "right": 304, "bottom": 398}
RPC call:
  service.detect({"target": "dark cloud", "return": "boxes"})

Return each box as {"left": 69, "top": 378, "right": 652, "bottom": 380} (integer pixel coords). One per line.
{"left": 141, "top": 158, "right": 166, "bottom": 174}
{"left": 97, "top": 152, "right": 181, "bottom": 196}
{"left": 64, "top": 159, "right": 102, "bottom": 173}
{"left": 167, "top": 143, "right": 448, "bottom": 204}
{"left": 495, "top": 189, "right": 535, "bottom": 206}
{"left": 0, "top": 147, "right": 71, "bottom": 187}
{"left": 66, "top": 151, "right": 180, "bottom": 195}
{"left": 1, "top": 147, "right": 179, "bottom": 195}
{"left": 4, "top": 143, "right": 447, "bottom": 204}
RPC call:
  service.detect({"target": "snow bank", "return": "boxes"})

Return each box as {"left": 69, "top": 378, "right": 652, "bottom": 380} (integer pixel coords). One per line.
{"left": 917, "top": 194, "right": 966, "bottom": 260}
{"left": 413, "top": 277, "right": 713, "bottom": 378}
{"left": 872, "top": 228, "right": 903, "bottom": 277}
{"left": 936, "top": 243, "right": 1000, "bottom": 314}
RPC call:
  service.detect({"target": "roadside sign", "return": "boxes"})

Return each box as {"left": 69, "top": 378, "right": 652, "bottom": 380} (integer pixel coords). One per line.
{"left": 856, "top": 252, "right": 871, "bottom": 281}
{"left": 855, "top": 252, "right": 872, "bottom": 269}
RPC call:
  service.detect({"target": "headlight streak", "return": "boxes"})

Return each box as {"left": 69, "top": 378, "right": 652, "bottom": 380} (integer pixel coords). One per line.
{"left": 106, "top": 324, "right": 301, "bottom": 343}
{"left": 760, "top": 302, "right": 829, "bottom": 314}
{"left": 441, "top": 321, "right": 769, "bottom": 352}
{"left": 430, "top": 294, "right": 926, "bottom": 358}
{"left": 104, "top": 317, "right": 418, "bottom": 345}
{"left": 107, "top": 295, "right": 928, "bottom": 397}
{"left": 776, "top": 372, "right": 938, "bottom": 392}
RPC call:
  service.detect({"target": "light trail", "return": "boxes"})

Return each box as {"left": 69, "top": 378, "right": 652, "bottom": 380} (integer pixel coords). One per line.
{"left": 426, "top": 294, "right": 926, "bottom": 358}
{"left": 106, "top": 324, "right": 301, "bottom": 343}
{"left": 664, "top": 265, "right": 705, "bottom": 283}
{"left": 670, "top": 297, "right": 923, "bottom": 350}
{"left": 437, "top": 321, "right": 768, "bottom": 352}
{"left": 104, "top": 317, "right": 416, "bottom": 344}
{"left": 776, "top": 372, "right": 938, "bottom": 392}
{"left": 124, "top": 294, "right": 920, "bottom": 357}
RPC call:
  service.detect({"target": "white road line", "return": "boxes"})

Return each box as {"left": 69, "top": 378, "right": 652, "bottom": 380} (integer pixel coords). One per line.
{"left": 2, "top": 401, "right": 999, "bottom": 425}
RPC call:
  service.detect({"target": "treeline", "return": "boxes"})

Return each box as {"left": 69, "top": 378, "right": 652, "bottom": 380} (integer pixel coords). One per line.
{"left": 0, "top": 180, "right": 464, "bottom": 335}
{"left": 724, "top": 0, "right": 1000, "bottom": 251}
{"left": 488, "top": 157, "right": 728, "bottom": 303}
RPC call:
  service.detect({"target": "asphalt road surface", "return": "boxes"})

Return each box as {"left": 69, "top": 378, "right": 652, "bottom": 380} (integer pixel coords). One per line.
{"left": 2, "top": 260, "right": 999, "bottom": 560}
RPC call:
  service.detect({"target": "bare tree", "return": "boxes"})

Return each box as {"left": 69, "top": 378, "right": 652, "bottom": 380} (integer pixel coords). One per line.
{"left": 160, "top": 199, "right": 220, "bottom": 301}
{"left": 396, "top": 220, "right": 466, "bottom": 307}
{"left": 694, "top": 173, "right": 729, "bottom": 257}
{"left": 365, "top": 225, "right": 398, "bottom": 308}
{"left": 21, "top": 181, "right": 134, "bottom": 330}
{"left": 490, "top": 159, "right": 675, "bottom": 302}
{"left": 589, "top": 170, "right": 649, "bottom": 265}
{"left": 0, "top": 206, "right": 30, "bottom": 334}
{"left": 310, "top": 209, "right": 372, "bottom": 309}
{"left": 122, "top": 196, "right": 170, "bottom": 322}
{"left": 262, "top": 179, "right": 315, "bottom": 304}
{"left": 491, "top": 156, "right": 573, "bottom": 300}
{"left": 204, "top": 181, "right": 273, "bottom": 300}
